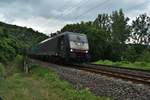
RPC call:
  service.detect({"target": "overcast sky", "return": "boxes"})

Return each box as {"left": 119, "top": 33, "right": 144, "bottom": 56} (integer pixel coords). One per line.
{"left": 0, "top": 0, "right": 149, "bottom": 35}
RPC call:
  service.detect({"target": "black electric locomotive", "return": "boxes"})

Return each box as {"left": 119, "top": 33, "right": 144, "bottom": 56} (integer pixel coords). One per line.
{"left": 29, "top": 32, "right": 90, "bottom": 62}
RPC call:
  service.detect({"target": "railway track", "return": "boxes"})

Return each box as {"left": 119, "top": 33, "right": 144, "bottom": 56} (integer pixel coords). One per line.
{"left": 28, "top": 58, "right": 150, "bottom": 86}
{"left": 92, "top": 63, "right": 150, "bottom": 72}
{"left": 66, "top": 63, "right": 150, "bottom": 86}
{"left": 29, "top": 58, "right": 150, "bottom": 100}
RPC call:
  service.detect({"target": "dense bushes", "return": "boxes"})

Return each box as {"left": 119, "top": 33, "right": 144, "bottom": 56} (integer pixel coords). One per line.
{"left": 0, "top": 63, "right": 5, "bottom": 77}
{"left": 0, "top": 35, "right": 17, "bottom": 63}
{"left": 137, "top": 50, "right": 150, "bottom": 62}
{"left": 0, "top": 22, "right": 48, "bottom": 64}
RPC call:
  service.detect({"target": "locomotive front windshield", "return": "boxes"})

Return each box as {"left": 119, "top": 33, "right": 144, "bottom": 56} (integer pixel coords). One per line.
{"left": 69, "top": 34, "right": 89, "bottom": 50}
{"left": 69, "top": 34, "right": 88, "bottom": 43}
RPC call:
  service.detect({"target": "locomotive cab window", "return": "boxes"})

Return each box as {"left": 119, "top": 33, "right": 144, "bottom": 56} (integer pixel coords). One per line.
{"left": 69, "top": 34, "right": 89, "bottom": 50}
{"left": 69, "top": 34, "right": 88, "bottom": 43}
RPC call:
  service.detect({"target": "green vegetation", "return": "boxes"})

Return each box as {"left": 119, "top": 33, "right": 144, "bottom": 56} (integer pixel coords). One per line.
{"left": 0, "top": 56, "right": 110, "bottom": 100}
{"left": 0, "top": 22, "right": 48, "bottom": 64}
{"left": 61, "top": 9, "right": 150, "bottom": 62}
{"left": 0, "top": 63, "right": 5, "bottom": 77}
{"left": 94, "top": 60, "right": 150, "bottom": 71}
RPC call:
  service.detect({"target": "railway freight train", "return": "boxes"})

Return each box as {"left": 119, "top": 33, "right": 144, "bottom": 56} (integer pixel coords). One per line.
{"left": 29, "top": 32, "right": 90, "bottom": 63}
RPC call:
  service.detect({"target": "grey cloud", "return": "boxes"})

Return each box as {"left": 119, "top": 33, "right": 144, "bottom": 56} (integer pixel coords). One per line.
{"left": 3, "top": 0, "right": 78, "bottom": 20}
{"left": 0, "top": 0, "right": 149, "bottom": 33}
{"left": 0, "top": 0, "right": 149, "bottom": 21}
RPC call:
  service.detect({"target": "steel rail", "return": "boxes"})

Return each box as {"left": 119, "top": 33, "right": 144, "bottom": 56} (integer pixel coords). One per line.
{"left": 91, "top": 63, "right": 150, "bottom": 72}
{"left": 89, "top": 64, "right": 150, "bottom": 79}
{"left": 68, "top": 63, "right": 150, "bottom": 86}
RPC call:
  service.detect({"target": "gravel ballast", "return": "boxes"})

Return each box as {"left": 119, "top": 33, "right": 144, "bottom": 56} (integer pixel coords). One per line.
{"left": 30, "top": 59, "right": 150, "bottom": 100}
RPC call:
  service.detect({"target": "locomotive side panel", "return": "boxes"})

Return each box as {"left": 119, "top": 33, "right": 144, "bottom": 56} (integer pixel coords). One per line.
{"left": 38, "top": 37, "right": 59, "bottom": 56}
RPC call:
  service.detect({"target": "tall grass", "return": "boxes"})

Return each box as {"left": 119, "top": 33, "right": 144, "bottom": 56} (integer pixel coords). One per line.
{"left": 94, "top": 60, "right": 150, "bottom": 71}
{"left": 6, "top": 55, "right": 24, "bottom": 76}
{"left": 0, "top": 56, "right": 111, "bottom": 100}
{"left": 30, "top": 65, "right": 110, "bottom": 100}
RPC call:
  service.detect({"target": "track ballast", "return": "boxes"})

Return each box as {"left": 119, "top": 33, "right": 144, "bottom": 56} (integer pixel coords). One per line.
{"left": 66, "top": 63, "right": 150, "bottom": 86}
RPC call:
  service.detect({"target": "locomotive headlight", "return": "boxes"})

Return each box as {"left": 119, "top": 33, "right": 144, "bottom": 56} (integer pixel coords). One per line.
{"left": 70, "top": 49, "right": 73, "bottom": 52}
{"left": 85, "top": 50, "right": 88, "bottom": 53}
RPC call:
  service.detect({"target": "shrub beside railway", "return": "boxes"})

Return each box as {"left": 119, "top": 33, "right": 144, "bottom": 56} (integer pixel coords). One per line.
{"left": 0, "top": 56, "right": 110, "bottom": 100}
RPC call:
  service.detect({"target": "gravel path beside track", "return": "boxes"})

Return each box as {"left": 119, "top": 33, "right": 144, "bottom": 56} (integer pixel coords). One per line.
{"left": 30, "top": 59, "right": 150, "bottom": 100}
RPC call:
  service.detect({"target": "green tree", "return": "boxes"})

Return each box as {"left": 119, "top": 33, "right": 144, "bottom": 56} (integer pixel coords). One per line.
{"left": 94, "top": 13, "right": 111, "bottom": 32}
{"left": 121, "top": 44, "right": 138, "bottom": 62}
{"left": 111, "top": 9, "right": 130, "bottom": 44}
{"left": 137, "top": 50, "right": 150, "bottom": 62}
{"left": 0, "top": 21, "right": 48, "bottom": 64}
{"left": 131, "top": 14, "right": 150, "bottom": 45}
{"left": 110, "top": 9, "right": 130, "bottom": 60}
{"left": 0, "top": 36, "right": 16, "bottom": 63}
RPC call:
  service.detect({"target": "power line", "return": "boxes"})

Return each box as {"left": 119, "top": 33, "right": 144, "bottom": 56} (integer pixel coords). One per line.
{"left": 62, "top": 0, "right": 90, "bottom": 18}
{"left": 55, "top": 0, "right": 110, "bottom": 21}
{"left": 54, "top": 0, "right": 76, "bottom": 20}
{"left": 54, "top": 0, "right": 90, "bottom": 21}
{"left": 52, "top": 0, "right": 149, "bottom": 33}
{"left": 58, "top": 0, "right": 72, "bottom": 10}
{"left": 125, "top": 1, "right": 150, "bottom": 12}
{"left": 74, "top": 0, "right": 111, "bottom": 19}
{"left": 54, "top": 0, "right": 110, "bottom": 29}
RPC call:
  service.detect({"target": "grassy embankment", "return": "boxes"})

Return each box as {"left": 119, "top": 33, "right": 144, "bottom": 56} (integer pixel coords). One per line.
{"left": 94, "top": 60, "right": 150, "bottom": 71}
{"left": 0, "top": 56, "right": 110, "bottom": 100}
